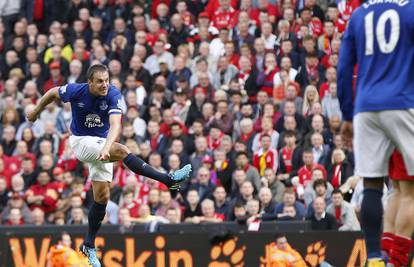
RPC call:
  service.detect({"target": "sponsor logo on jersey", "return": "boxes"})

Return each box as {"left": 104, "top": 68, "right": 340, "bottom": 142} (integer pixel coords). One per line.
{"left": 85, "top": 114, "right": 104, "bottom": 128}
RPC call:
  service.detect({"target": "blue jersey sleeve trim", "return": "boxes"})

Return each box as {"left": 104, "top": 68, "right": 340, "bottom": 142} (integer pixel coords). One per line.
{"left": 108, "top": 109, "right": 122, "bottom": 114}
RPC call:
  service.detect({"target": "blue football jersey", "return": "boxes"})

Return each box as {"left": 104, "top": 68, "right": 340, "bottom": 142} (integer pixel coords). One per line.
{"left": 338, "top": 1, "right": 414, "bottom": 121}
{"left": 58, "top": 83, "right": 123, "bottom": 138}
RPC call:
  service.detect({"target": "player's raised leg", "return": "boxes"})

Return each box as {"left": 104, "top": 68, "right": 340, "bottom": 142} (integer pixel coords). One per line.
{"left": 109, "top": 142, "right": 192, "bottom": 189}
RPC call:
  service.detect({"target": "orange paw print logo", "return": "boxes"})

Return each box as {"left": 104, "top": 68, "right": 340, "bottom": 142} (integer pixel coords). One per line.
{"left": 305, "top": 241, "right": 326, "bottom": 267}
{"left": 208, "top": 238, "right": 245, "bottom": 267}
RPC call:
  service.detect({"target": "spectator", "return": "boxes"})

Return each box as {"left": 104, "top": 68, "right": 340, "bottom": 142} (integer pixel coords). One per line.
{"left": 30, "top": 207, "right": 46, "bottom": 226}
{"left": 327, "top": 189, "right": 360, "bottom": 231}
{"left": 190, "top": 136, "right": 210, "bottom": 176}
{"left": 212, "top": 56, "right": 238, "bottom": 90}
{"left": 1, "top": 125, "right": 17, "bottom": 156}
{"left": 277, "top": 130, "right": 303, "bottom": 180}
{"left": 25, "top": 170, "right": 58, "bottom": 214}
{"left": 305, "top": 177, "right": 333, "bottom": 216}
{"left": 257, "top": 53, "right": 279, "bottom": 97}
{"left": 119, "top": 208, "right": 133, "bottom": 229}
{"left": 183, "top": 189, "right": 202, "bottom": 222}
{"left": 0, "top": 178, "right": 7, "bottom": 212}
{"left": 252, "top": 117, "right": 280, "bottom": 154}
{"left": 327, "top": 148, "right": 354, "bottom": 189}
{"left": 144, "top": 39, "right": 174, "bottom": 75}
{"left": 155, "top": 190, "right": 180, "bottom": 218}
{"left": 253, "top": 134, "right": 278, "bottom": 176}
{"left": 296, "top": 149, "right": 326, "bottom": 190}
{"left": 1, "top": 192, "right": 31, "bottom": 224}
{"left": 190, "top": 166, "right": 216, "bottom": 201}
{"left": 266, "top": 234, "right": 307, "bottom": 267}
{"left": 43, "top": 61, "right": 66, "bottom": 92}
{"left": 259, "top": 187, "right": 277, "bottom": 217}
{"left": 309, "top": 132, "right": 331, "bottom": 166}
{"left": 165, "top": 207, "right": 181, "bottom": 224}
{"left": 273, "top": 57, "right": 298, "bottom": 89}
{"left": 5, "top": 207, "right": 24, "bottom": 225}
{"left": 119, "top": 189, "right": 140, "bottom": 219}
{"left": 307, "top": 197, "right": 338, "bottom": 230}
{"left": 47, "top": 232, "right": 89, "bottom": 266}
{"left": 322, "top": 82, "right": 342, "bottom": 120}
{"left": 199, "top": 199, "right": 224, "bottom": 223}
{"left": 148, "top": 188, "right": 161, "bottom": 215}
{"left": 212, "top": 186, "right": 230, "bottom": 219}
{"left": 135, "top": 204, "right": 159, "bottom": 223}
{"left": 67, "top": 207, "right": 87, "bottom": 225}
{"left": 275, "top": 188, "right": 306, "bottom": 220}
{"left": 146, "top": 120, "right": 169, "bottom": 156}
{"left": 261, "top": 168, "right": 285, "bottom": 203}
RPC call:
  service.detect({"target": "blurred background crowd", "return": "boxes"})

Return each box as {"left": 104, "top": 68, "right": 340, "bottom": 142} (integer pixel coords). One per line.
{"left": 0, "top": 0, "right": 367, "bottom": 231}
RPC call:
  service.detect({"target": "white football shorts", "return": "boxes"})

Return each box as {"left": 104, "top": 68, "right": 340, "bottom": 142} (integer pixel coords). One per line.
{"left": 69, "top": 135, "right": 113, "bottom": 182}
{"left": 354, "top": 109, "right": 414, "bottom": 177}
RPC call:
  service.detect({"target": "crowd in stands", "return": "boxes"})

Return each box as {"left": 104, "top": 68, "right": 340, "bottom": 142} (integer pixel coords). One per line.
{"left": 0, "top": 0, "right": 368, "bottom": 231}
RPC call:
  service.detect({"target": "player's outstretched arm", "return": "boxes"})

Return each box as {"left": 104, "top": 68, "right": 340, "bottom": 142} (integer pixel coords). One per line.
{"left": 26, "top": 86, "right": 61, "bottom": 122}
{"left": 98, "top": 113, "right": 122, "bottom": 161}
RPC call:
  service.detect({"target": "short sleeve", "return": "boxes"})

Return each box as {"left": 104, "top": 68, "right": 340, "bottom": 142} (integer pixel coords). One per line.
{"left": 58, "top": 84, "right": 77, "bottom": 103}
{"left": 108, "top": 90, "right": 123, "bottom": 115}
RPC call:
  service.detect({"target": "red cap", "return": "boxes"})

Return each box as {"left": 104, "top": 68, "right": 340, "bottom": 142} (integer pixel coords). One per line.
{"left": 49, "top": 61, "right": 61, "bottom": 70}
{"left": 198, "top": 12, "right": 209, "bottom": 19}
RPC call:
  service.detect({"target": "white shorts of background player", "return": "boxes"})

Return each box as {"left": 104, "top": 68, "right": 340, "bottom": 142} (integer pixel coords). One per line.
{"left": 354, "top": 109, "right": 414, "bottom": 178}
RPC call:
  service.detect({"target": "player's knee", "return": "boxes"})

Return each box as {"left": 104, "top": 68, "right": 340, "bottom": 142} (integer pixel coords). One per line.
{"left": 94, "top": 190, "right": 110, "bottom": 204}
{"left": 399, "top": 194, "right": 414, "bottom": 204}
{"left": 95, "top": 193, "right": 109, "bottom": 204}
{"left": 116, "top": 144, "right": 130, "bottom": 158}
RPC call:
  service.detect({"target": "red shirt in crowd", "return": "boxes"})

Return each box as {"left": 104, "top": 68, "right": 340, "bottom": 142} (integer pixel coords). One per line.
{"left": 159, "top": 121, "right": 188, "bottom": 137}
{"left": 205, "top": 0, "right": 238, "bottom": 16}
{"left": 212, "top": 7, "right": 238, "bottom": 30}
{"left": 250, "top": 4, "right": 280, "bottom": 26}
{"left": 297, "top": 164, "right": 326, "bottom": 187}
{"left": 25, "top": 183, "right": 59, "bottom": 213}
{"left": 281, "top": 147, "right": 294, "bottom": 173}
{"left": 253, "top": 148, "right": 278, "bottom": 176}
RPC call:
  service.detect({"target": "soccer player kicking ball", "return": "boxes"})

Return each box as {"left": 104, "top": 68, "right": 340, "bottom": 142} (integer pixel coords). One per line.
{"left": 338, "top": 2, "right": 414, "bottom": 267}
{"left": 27, "top": 64, "right": 192, "bottom": 267}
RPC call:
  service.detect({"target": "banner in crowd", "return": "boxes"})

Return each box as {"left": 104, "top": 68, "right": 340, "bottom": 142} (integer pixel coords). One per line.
{"left": 0, "top": 230, "right": 381, "bottom": 267}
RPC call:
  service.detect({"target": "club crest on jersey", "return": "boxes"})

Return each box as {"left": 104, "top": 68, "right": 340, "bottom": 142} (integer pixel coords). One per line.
{"left": 100, "top": 101, "right": 108, "bottom": 110}
{"left": 85, "top": 114, "right": 104, "bottom": 128}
